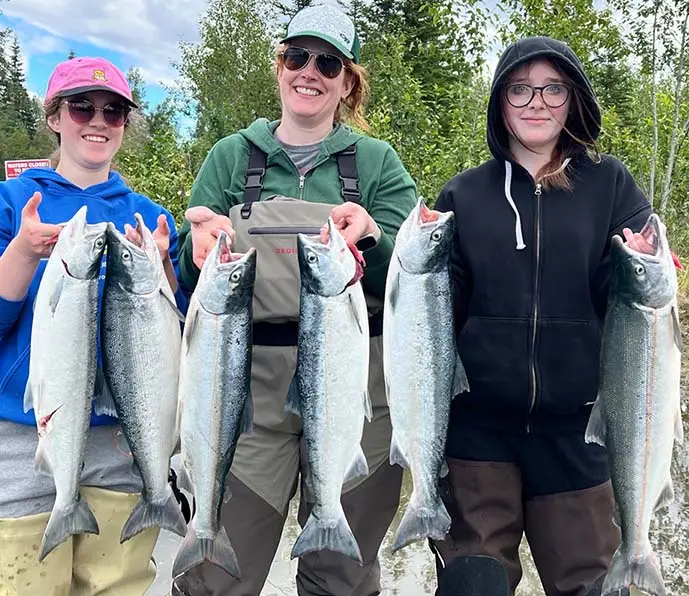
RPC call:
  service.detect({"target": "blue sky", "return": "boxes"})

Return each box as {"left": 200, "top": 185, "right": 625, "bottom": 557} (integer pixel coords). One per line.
{"left": 0, "top": 0, "right": 209, "bottom": 110}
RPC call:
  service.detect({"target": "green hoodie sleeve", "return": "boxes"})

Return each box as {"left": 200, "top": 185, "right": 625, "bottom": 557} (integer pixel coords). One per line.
{"left": 361, "top": 144, "right": 417, "bottom": 298}
{"left": 178, "top": 135, "right": 248, "bottom": 291}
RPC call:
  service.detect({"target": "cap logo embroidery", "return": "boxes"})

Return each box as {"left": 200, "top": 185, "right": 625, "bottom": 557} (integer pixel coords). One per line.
{"left": 92, "top": 69, "right": 109, "bottom": 83}
{"left": 340, "top": 32, "right": 350, "bottom": 43}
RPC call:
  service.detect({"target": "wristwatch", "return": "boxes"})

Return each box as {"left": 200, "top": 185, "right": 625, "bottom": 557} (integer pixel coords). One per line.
{"left": 355, "top": 226, "right": 382, "bottom": 251}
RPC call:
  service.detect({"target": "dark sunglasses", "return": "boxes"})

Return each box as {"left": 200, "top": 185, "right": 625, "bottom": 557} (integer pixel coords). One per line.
{"left": 64, "top": 99, "right": 131, "bottom": 128}
{"left": 280, "top": 47, "right": 345, "bottom": 79}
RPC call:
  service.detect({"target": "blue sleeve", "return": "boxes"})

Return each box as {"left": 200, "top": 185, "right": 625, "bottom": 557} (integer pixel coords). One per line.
{"left": 0, "top": 190, "right": 26, "bottom": 337}
{"left": 166, "top": 211, "right": 189, "bottom": 314}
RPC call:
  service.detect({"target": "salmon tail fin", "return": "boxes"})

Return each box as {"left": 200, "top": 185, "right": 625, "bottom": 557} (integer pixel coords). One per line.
{"left": 584, "top": 397, "right": 607, "bottom": 446}
{"left": 391, "top": 492, "right": 451, "bottom": 552}
{"left": 120, "top": 491, "right": 187, "bottom": 543}
{"left": 172, "top": 523, "right": 240, "bottom": 580}
{"left": 602, "top": 547, "right": 666, "bottom": 596}
{"left": 290, "top": 506, "right": 362, "bottom": 564}
{"left": 39, "top": 496, "right": 99, "bottom": 562}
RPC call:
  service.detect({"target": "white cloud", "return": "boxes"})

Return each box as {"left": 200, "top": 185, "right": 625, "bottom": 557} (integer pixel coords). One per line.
{"left": 3, "top": 0, "right": 208, "bottom": 87}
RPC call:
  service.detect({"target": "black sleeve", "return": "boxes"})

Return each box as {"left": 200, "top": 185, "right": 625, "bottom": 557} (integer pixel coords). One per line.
{"left": 436, "top": 182, "right": 473, "bottom": 335}
{"left": 592, "top": 159, "right": 653, "bottom": 319}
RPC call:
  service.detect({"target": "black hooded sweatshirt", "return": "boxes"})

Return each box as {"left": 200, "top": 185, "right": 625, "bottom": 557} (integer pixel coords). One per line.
{"left": 435, "top": 37, "right": 652, "bottom": 442}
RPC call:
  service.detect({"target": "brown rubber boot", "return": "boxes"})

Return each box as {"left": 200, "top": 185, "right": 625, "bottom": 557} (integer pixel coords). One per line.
{"left": 524, "top": 480, "right": 620, "bottom": 596}
{"left": 430, "top": 458, "right": 525, "bottom": 595}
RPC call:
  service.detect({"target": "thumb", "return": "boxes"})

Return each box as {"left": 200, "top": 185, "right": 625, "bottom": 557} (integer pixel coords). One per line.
{"left": 23, "top": 192, "right": 42, "bottom": 220}
{"left": 156, "top": 214, "right": 170, "bottom": 235}
{"left": 185, "top": 206, "right": 218, "bottom": 225}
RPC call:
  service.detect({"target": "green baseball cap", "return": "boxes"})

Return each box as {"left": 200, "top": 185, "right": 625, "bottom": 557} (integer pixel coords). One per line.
{"left": 281, "top": 4, "right": 361, "bottom": 64}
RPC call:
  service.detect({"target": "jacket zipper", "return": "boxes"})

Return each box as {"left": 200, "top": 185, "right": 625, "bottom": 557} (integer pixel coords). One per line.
{"left": 527, "top": 182, "right": 543, "bottom": 432}
{"left": 298, "top": 174, "right": 305, "bottom": 200}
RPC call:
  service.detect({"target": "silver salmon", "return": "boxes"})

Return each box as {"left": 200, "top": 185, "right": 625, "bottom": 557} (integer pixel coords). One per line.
{"left": 384, "top": 198, "right": 468, "bottom": 551}
{"left": 102, "top": 214, "right": 186, "bottom": 542}
{"left": 585, "top": 213, "right": 683, "bottom": 596}
{"left": 172, "top": 233, "right": 256, "bottom": 580}
{"left": 25, "top": 206, "right": 106, "bottom": 561}
{"left": 288, "top": 218, "right": 371, "bottom": 563}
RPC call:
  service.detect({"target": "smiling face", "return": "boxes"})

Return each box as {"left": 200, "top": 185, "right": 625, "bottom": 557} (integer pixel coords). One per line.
{"left": 47, "top": 90, "right": 126, "bottom": 173}
{"left": 277, "top": 37, "right": 354, "bottom": 129}
{"left": 503, "top": 59, "right": 571, "bottom": 157}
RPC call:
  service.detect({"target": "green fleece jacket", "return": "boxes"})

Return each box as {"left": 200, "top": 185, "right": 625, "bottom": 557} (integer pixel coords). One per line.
{"left": 178, "top": 119, "right": 417, "bottom": 298}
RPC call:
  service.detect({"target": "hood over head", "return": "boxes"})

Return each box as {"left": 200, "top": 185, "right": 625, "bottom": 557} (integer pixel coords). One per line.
{"left": 487, "top": 36, "right": 601, "bottom": 162}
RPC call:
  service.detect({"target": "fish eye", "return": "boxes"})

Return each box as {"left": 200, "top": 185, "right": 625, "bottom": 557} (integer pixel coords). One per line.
{"left": 634, "top": 264, "right": 645, "bottom": 275}
{"left": 122, "top": 250, "right": 132, "bottom": 261}
{"left": 95, "top": 238, "right": 105, "bottom": 249}
{"left": 230, "top": 270, "right": 242, "bottom": 282}
{"left": 431, "top": 230, "right": 443, "bottom": 242}
{"left": 307, "top": 252, "right": 318, "bottom": 264}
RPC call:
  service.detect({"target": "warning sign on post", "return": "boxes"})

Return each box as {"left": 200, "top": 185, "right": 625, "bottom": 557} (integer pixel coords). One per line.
{"left": 4, "top": 159, "right": 51, "bottom": 180}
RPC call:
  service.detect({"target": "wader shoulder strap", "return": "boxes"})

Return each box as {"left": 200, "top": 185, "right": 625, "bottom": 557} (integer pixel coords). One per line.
{"left": 241, "top": 143, "right": 267, "bottom": 219}
{"left": 336, "top": 144, "right": 360, "bottom": 204}
{"left": 241, "top": 141, "right": 360, "bottom": 217}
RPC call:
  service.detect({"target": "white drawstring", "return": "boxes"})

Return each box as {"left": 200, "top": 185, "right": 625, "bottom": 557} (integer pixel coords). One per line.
{"left": 504, "top": 161, "right": 527, "bottom": 250}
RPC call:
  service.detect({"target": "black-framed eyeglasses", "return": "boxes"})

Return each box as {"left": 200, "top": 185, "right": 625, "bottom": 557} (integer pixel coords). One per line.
{"left": 280, "top": 47, "right": 345, "bottom": 79}
{"left": 505, "top": 83, "right": 570, "bottom": 108}
{"left": 63, "top": 99, "right": 131, "bottom": 127}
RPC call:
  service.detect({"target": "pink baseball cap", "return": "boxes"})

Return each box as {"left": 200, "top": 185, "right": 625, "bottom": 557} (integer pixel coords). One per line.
{"left": 45, "top": 57, "right": 138, "bottom": 107}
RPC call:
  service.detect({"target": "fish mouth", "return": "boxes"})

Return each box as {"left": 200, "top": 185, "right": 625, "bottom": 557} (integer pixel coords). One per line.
{"left": 614, "top": 214, "right": 664, "bottom": 260}
{"left": 106, "top": 221, "right": 149, "bottom": 259}
{"left": 640, "top": 214, "right": 661, "bottom": 256}
{"left": 213, "top": 232, "right": 255, "bottom": 266}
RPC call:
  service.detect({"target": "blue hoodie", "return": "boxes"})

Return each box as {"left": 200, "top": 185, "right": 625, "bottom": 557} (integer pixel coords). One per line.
{"left": 0, "top": 168, "right": 188, "bottom": 426}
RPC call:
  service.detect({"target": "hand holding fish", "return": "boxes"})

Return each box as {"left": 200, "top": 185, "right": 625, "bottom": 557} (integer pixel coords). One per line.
{"left": 125, "top": 214, "right": 171, "bottom": 262}
{"left": 321, "top": 203, "right": 378, "bottom": 245}
{"left": 12, "top": 192, "right": 64, "bottom": 260}
{"left": 622, "top": 227, "right": 654, "bottom": 254}
{"left": 185, "top": 206, "right": 235, "bottom": 270}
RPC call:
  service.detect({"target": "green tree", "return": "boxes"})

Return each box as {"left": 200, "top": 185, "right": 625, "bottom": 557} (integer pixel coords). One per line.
{"left": 176, "top": 0, "right": 279, "bottom": 150}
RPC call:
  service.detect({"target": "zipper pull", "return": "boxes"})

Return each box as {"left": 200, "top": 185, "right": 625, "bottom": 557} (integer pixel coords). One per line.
{"left": 535, "top": 183, "right": 542, "bottom": 196}
{"left": 299, "top": 175, "right": 305, "bottom": 200}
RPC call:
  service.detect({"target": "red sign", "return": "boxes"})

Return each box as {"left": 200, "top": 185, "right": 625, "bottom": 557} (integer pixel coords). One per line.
{"left": 4, "top": 159, "right": 51, "bottom": 179}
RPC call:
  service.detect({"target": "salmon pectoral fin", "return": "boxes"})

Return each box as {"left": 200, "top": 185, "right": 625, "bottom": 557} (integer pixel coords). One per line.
{"left": 240, "top": 395, "right": 254, "bottom": 435}
{"left": 390, "top": 432, "right": 410, "bottom": 469}
{"left": 285, "top": 375, "right": 302, "bottom": 418}
{"left": 584, "top": 397, "right": 607, "bottom": 447}
{"left": 453, "top": 355, "right": 469, "bottom": 396}
{"left": 49, "top": 276, "right": 65, "bottom": 315}
{"left": 34, "top": 438, "right": 53, "bottom": 477}
{"left": 655, "top": 480, "right": 675, "bottom": 513}
{"left": 93, "top": 367, "right": 118, "bottom": 418}
{"left": 23, "top": 382, "right": 35, "bottom": 414}
{"left": 363, "top": 390, "right": 372, "bottom": 421}
{"left": 160, "top": 287, "right": 185, "bottom": 323}
{"left": 344, "top": 445, "right": 369, "bottom": 484}
{"left": 672, "top": 304, "right": 682, "bottom": 352}
{"left": 675, "top": 405, "right": 684, "bottom": 445}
